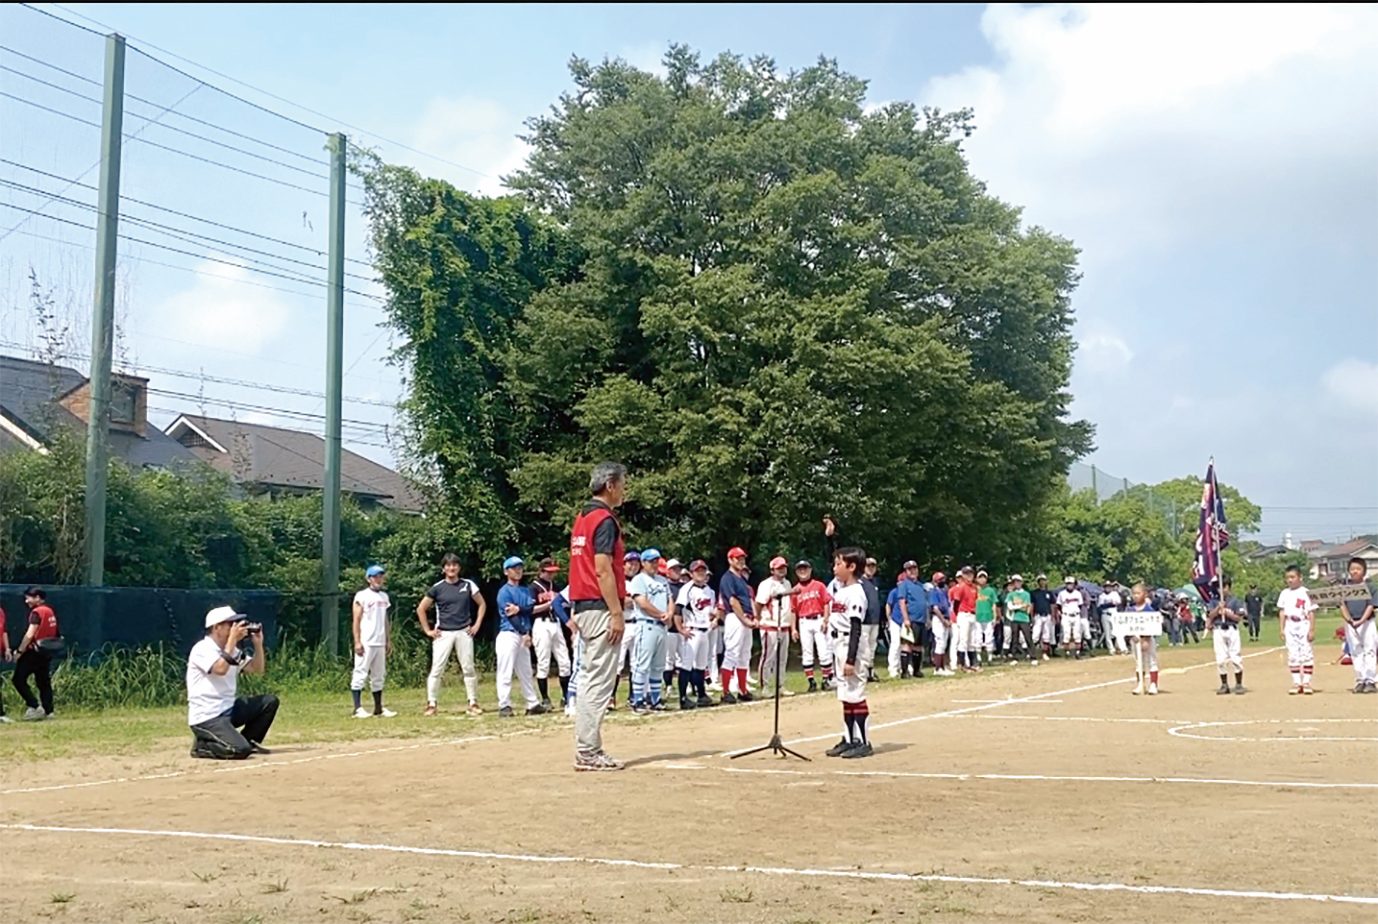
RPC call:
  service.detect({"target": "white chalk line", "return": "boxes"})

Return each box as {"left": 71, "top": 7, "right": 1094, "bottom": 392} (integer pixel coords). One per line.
{"left": 969, "top": 714, "right": 1182, "bottom": 725}
{"left": 706, "top": 765, "right": 1378, "bottom": 790}
{"left": 0, "top": 732, "right": 514, "bottom": 796}
{"left": 1168, "top": 718, "right": 1378, "bottom": 743}
{"left": 2, "top": 822, "right": 1373, "bottom": 907}
{"left": 950, "top": 698, "right": 1063, "bottom": 704}
{"left": 718, "top": 647, "right": 1283, "bottom": 758}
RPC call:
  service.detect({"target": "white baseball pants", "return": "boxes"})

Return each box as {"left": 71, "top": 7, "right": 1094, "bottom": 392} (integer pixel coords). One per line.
{"left": 1283, "top": 618, "right": 1314, "bottom": 668}
{"left": 427, "top": 629, "right": 478, "bottom": 705}
{"left": 887, "top": 622, "right": 905, "bottom": 677}
{"left": 954, "top": 612, "right": 976, "bottom": 654}
{"left": 1064, "top": 614, "right": 1086, "bottom": 646}
{"left": 859, "top": 624, "right": 879, "bottom": 676}
{"left": 532, "top": 619, "right": 571, "bottom": 679}
{"left": 722, "top": 612, "right": 753, "bottom": 672}
{"left": 976, "top": 620, "right": 995, "bottom": 653}
{"left": 1132, "top": 636, "right": 1159, "bottom": 673}
{"left": 1345, "top": 620, "right": 1377, "bottom": 684}
{"left": 707, "top": 625, "right": 722, "bottom": 677}
{"left": 798, "top": 617, "right": 832, "bottom": 669}
{"left": 1033, "top": 615, "right": 1054, "bottom": 646}
{"left": 930, "top": 619, "right": 949, "bottom": 663}
{"left": 832, "top": 630, "right": 867, "bottom": 704}
{"left": 758, "top": 628, "right": 790, "bottom": 691}
{"left": 495, "top": 631, "right": 538, "bottom": 710}
{"left": 618, "top": 620, "right": 641, "bottom": 674}
{"left": 1101, "top": 612, "right": 1124, "bottom": 653}
{"left": 664, "top": 631, "right": 682, "bottom": 671}
{"left": 350, "top": 645, "right": 386, "bottom": 692}
{"left": 1212, "top": 625, "right": 1242, "bottom": 671}
{"left": 680, "top": 629, "right": 710, "bottom": 671}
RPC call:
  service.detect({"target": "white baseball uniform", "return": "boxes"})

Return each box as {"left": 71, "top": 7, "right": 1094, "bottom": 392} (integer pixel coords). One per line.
{"left": 676, "top": 582, "right": 715, "bottom": 671}
{"left": 755, "top": 576, "right": 793, "bottom": 691}
{"left": 829, "top": 582, "right": 868, "bottom": 704}
{"left": 351, "top": 588, "right": 389, "bottom": 692}
{"left": 1277, "top": 586, "right": 1316, "bottom": 684}
{"left": 1057, "top": 588, "right": 1086, "bottom": 646}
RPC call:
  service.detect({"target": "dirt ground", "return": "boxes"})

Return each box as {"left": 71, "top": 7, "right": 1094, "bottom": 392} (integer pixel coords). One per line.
{"left": 5, "top": 644, "right": 1376, "bottom": 923}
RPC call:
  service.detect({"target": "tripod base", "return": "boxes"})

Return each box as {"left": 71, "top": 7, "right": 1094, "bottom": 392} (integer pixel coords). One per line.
{"left": 730, "top": 733, "right": 811, "bottom": 762}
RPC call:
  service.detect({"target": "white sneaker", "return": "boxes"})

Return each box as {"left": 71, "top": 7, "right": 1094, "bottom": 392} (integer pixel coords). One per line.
{"left": 1131, "top": 682, "right": 1144, "bottom": 696}
{"left": 0, "top": 715, "right": 12, "bottom": 723}
{"left": 1147, "top": 682, "right": 1158, "bottom": 696}
{"left": 781, "top": 688, "right": 796, "bottom": 697}
{"left": 352, "top": 707, "right": 373, "bottom": 719}
{"left": 378, "top": 707, "right": 397, "bottom": 718}
{"left": 564, "top": 700, "right": 577, "bottom": 717}
{"left": 22, "top": 707, "right": 45, "bottom": 721}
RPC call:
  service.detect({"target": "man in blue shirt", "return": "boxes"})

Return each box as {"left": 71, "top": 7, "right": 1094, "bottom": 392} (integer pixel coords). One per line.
{"left": 629, "top": 548, "right": 673, "bottom": 713}
{"left": 718, "top": 546, "right": 758, "bottom": 704}
{"left": 894, "top": 560, "right": 928, "bottom": 679}
{"left": 495, "top": 556, "right": 545, "bottom": 717}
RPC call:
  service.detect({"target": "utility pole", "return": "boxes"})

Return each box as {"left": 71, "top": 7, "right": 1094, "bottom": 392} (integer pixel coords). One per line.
{"left": 1091, "top": 465, "right": 1099, "bottom": 506}
{"left": 320, "top": 132, "right": 346, "bottom": 654}
{"left": 83, "top": 33, "right": 125, "bottom": 586}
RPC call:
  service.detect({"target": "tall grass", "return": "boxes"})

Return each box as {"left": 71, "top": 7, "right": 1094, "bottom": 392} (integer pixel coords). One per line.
{"left": 44, "top": 631, "right": 496, "bottom": 710}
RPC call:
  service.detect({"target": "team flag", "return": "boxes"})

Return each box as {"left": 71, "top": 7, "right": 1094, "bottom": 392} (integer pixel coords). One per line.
{"left": 1191, "top": 461, "right": 1230, "bottom": 602}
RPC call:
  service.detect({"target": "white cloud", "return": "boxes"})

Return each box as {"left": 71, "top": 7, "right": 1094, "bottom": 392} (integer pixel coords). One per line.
{"left": 619, "top": 41, "right": 669, "bottom": 78}
{"left": 1077, "top": 331, "right": 1133, "bottom": 375}
{"left": 920, "top": 4, "right": 1378, "bottom": 258}
{"left": 150, "top": 259, "right": 290, "bottom": 355}
{"left": 409, "top": 96, "right": 531, "bottom": 197}
{"left": 1322, "top": 359, "right": 1378, "bottom": 417}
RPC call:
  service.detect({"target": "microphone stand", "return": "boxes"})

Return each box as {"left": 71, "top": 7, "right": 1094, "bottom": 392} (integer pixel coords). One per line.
{"left": 731, "top": 592, "right": 810, "bottom": 762}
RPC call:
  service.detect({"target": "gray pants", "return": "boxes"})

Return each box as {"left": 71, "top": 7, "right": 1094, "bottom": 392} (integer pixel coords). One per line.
{"left": 574, "top": 608, "right": 620, "bottom": 756}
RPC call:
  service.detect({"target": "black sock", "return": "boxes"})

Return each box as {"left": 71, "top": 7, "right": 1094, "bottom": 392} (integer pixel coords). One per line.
{"left": 910, "top": 652, "right": 923, "bottom": 676}
{"left": 679, "top": 671, "right": 691, "bottom": 700}
{"left": 1219, "top": 673, "right": 1228, "bottom": 687}
{"left": 612, "top": 676, "right": 620, "bottom": 701}
{"left": 372, "top": 690, "right": 383, "bottom": 713}
{"left": 1235, "top": 671, "right": 1244, "bottom": 686}
{"left": 855, "top": 703, "right": 870, "bottom": 744}
{"left": 663, "top": 670, "right": 674, "bottom": 689}
{"left": 538, "top": 677, "right": 549, "bottom": 700}
{"left": 843, "top": 710, "right": 857, "bottom": 741}
{"left": 558, "top": 675, "right": 570, "bottom": 698}
{"left": 351, "top": 689, "right": 362, "bottom": 710}
{"left": 693, "top": 669, "right": 707, "bottom": 698}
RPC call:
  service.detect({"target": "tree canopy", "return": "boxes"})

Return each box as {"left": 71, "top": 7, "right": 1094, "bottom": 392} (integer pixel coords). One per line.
{"left": 361, "top": 47, "right": 1092, "bottom": 569}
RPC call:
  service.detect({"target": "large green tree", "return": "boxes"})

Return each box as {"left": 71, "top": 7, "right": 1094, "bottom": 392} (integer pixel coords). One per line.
{"left": 362, "top": 48, "right": 1092, "bottom": 569}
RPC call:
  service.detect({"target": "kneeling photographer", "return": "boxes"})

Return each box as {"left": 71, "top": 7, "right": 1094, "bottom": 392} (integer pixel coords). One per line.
{"left": 186, "top": 606, "right": 278, "bottom": 759}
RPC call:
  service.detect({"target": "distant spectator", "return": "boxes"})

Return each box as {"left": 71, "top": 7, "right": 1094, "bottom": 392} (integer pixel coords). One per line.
{"left": 13, "top": 587, "right": 60, "bottom": 721}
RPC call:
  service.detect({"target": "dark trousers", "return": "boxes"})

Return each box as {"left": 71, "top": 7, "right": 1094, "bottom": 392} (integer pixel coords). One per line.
{"left": 13, "top": 649, "right": 54, "bottom": 714}
{"left": 190, "top": 695, "right": 279, "bottom": 759}
{"left": 1247, "top": 613, "right": 1261, "bottom": 639}
{"left": 1010, "top": 621, "right": 1035, "bottom": 659}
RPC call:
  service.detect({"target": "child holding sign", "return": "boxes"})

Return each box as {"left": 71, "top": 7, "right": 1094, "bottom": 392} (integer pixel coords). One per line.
{"left": 1125, "top": 582, "right": 1160, "bottom": 695}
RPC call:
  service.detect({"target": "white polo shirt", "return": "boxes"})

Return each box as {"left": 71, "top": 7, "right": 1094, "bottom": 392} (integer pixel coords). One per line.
{"left": 354, "top": 588, "right": 391, "bottom": 647}
{"left": 186, "top": 636, "right": 238, "bottom": 726}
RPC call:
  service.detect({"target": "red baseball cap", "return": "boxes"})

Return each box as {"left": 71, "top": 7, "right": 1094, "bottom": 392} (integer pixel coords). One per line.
{"left": 769, "top": 556, "right": 788, "bottom": 569}
{"left": 689, "top": 559, "right": 709, "bottom": 572}
{"left": 728, "top": 547, "right": 747, "bottom": 560}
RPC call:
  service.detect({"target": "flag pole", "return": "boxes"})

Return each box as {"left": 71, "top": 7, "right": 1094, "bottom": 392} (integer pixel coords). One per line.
{"left": 1209, "top": 456, "right": 1223, "bottom": 606}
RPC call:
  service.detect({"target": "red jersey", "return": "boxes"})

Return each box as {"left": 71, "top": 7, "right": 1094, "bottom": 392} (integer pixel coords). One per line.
{"left": 29, "top": 604, "right": 59, "bottom": 640}
{"left": 793, "top": 579, "right": 832, "bottom": 618}
{"left": 949, "top": 582, "right": 977, "bottom": 615}
{"left": 568, "top": 501, "right": 625, "bottom": 603}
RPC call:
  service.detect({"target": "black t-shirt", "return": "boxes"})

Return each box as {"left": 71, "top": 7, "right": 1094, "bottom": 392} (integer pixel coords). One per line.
{"left": 582, "top": 500, "right": 620, "bottom": 555}
{"left": 427, "top": 578, "right": 479, "bottom": 631}
{"left": 1244, "top": 592, "right": 1262, "bottom": 618}
{"left": 860, "top": 576, "right": 882, "bottom": 626}
{"left": 1031, "top": 589, "right": 1055, "bottom": 616}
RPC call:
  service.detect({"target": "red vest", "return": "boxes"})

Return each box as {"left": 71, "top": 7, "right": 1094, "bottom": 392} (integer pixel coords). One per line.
{"left": 31, "top": 604, "right": 59, "bottom": 640}
{"left": 568, "top": 503, "right": 625, "bottom": 603}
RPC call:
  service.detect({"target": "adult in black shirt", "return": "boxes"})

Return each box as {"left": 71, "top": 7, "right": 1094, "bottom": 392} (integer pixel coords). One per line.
{"left": 1244, "top": 586, "right": 1263, "bottom": 641}
{"left": 417, "top": 553, "right": 486, "bottom": 716}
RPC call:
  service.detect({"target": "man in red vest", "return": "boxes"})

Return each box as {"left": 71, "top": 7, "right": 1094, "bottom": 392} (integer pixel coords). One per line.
{"left": 567, "top": 462, "right": 629, "bottom": 771}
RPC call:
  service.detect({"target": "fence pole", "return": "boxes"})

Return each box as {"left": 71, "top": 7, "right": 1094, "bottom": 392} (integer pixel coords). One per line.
{"left": 83, "top": 33, "right": 126, "bottom": 587}
{"left": 320, "top": 132, "right": 347, "bottom": 654}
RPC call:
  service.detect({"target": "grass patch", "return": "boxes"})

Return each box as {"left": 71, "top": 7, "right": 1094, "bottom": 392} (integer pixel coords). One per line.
{"left": 49, "top": 892, "right": 76, "bottom": 904}
{"left": 720, "top": 886, "right": 754, "bottom": 903}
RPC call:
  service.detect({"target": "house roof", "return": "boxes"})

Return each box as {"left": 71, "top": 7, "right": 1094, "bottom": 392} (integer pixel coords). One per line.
{"left": 167, "top": 415, "right": 426, "bottom": 514}
{"left": 0, "top": 354, "right": 201, "bottom": 469}
{"left": 1309, "top": 537, "right": 1378, "bottom": 560}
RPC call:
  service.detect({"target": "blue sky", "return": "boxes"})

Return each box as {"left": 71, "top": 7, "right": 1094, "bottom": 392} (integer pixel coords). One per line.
{"left": 2, "top": 3, "right": 1375, "bottom": 544}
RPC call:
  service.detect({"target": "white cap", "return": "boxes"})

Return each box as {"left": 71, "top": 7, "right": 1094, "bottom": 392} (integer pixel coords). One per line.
{"left": 205, "top": 605, "right": 242, "bottom": 629}
{"left": 666, "top": 558, "right": 683, "bottom": 570}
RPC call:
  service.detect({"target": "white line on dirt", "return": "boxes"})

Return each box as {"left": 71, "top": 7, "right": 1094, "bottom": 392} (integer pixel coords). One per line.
{"left": 970, "top": 714, "right": 1182, "bottom": 724}
{"left": 950, "top": 698, "right": 1064, "bottom": 704}
{"left": 2, "top": 822, "right": 1373, "bottom": 907}
{"left": 0, "top": 733, "right": 507, "bottom": 796}
{"left": 718, "top": 647, "right": 1283, "bottom": 757}
{"left": 1168, "top": 718, "right": 1378, "bottom": 743}
{"left": 710, "top": 766, "right": 1378, "bottom": 790}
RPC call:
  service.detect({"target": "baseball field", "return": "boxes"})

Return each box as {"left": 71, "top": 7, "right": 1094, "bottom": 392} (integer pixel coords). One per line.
{"left": 4, "top": 640, "right": 1375, "bottom": 923}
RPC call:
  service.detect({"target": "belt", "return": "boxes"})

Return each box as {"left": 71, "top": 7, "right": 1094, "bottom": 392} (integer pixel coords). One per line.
{"left": 572, "top": 600, "right": 607, "bottom": 614}
{"left": 631, "top": 619, "right": 665, "bottom": 626}
{"left": 797, "top": 614, "right": 821, "bottom": 620}
{"left": 535, "top": 614, "right": 558, "bottom": 621}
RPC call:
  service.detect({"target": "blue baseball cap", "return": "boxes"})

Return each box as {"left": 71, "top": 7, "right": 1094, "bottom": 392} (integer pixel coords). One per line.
{"left": 640, "top": 548, "right": 662, "bottom": 562}
{"left": 503, "top": 556, "right": 524, "bottom": 571}
{"left": 365, "top": 564, "right": 385, "bottom": 578}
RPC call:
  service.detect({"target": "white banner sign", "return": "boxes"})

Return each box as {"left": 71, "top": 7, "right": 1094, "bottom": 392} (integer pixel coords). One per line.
{"left": 1111, "top": 610, "right": 1163, "bottom": 638}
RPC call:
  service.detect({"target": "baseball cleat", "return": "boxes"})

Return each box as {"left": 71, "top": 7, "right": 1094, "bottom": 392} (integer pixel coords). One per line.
{"left": 825, "top": 738, "right": 856, "bottom": 757}
{"left": 1302, "top": 686, "right": 1314, "bottom": 695}
{"left": 376, "top": 707, "right": 397, "bottom": 718}
{"left": 841, "top": 742, "right": 874, "bottom": 759}
{"left": 1233, "top": 685, "right": 1247, "bottom": 694}
{"left": 1216, "top": 684, "right": 1230, "bottom": 695}
{"left": 526, "top": 703, "right": 549, "bottom": 716}
{"left": 1147, "top": 682, "right": 1158, "bottom": 695}
{"left": 1289, "top": 686, "right": 1302, "bottom": 695}
{"left": 573, "top": 750, "right": 624, "bottom": 772}
{"left": 423, "top": 704, "right": 438, "bottom": 717}
{"left": 737, "top": 690, "right": 754, "bottom": 703}
{"left": 697, "top": 695, "right": 715, "bottom": 708}
{"left": 679, "top": 697, "right": 696, "bottom": 710}
{"left": 720, "top": 692, "right": 738, "bottom": 706}
{"left": 351, "top": 707, "right": 372, "bottom": 719}
{"left": 498, "top": 706, "right": 515, "bottom": 717}
{"left": 467, "top": 703, "right": 484, "bottom": 716}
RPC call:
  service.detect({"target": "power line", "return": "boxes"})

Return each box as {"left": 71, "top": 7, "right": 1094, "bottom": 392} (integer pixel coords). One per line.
{"left": 145, "top": 387, "right": 391, "bottom": 430}
{"left": 0, "top": 338, "right": 398, "bottom": 408}
{"left": 24, "top": 2, "right": 496, "bottom": 181}
{"left": 0, "top": 201, "right": 384, "bottom": 299}
{"left": 0, "top": 159, "right": 373, "bottom": 266}
{"left": 0, "top": 176, "right": 380, "bottom": 284}
{"left": 0, "top": 61, "right": 330, "bottom": 180}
